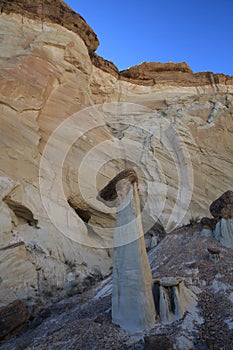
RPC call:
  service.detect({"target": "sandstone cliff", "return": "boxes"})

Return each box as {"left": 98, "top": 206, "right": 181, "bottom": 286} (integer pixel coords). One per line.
{"left": 0, "top": 0, "right": 99, "bottom": 53}
{"left": 0, "top": 0, "right": 232, "bottom": 305}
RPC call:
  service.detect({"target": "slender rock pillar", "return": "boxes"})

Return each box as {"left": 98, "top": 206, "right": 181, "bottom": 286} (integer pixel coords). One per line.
{"left": 97, "top": 169, "right": 156, "bottom": 332}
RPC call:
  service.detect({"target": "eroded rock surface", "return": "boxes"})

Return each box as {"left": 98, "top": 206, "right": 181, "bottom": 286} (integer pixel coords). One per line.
{"left": 0, "top": 0, "right": 233, "bottom": 306}
{"left": 153, "top": 277, "right": 196, "bottom": 324}
{"left": 90, "top": 53, "right": 119, "bottom": 77}
{"left": 0, "top": 0, "right": 99, "bottom": 53}
{"left": 119, "top": 61, "right": 233, "bottom": 86}
{"left": 97, "top": 169, "right": 156, "bottom": 332}
{"left": 0, "top": 224, "right": 230, "bottom": 349}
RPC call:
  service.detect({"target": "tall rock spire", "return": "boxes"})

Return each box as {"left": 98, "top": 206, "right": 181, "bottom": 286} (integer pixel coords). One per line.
{"left": 97, "top": 169, "right": 156, "bottom": 332}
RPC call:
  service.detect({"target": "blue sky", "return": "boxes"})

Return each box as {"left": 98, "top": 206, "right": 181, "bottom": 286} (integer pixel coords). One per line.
{"left": 65, "top": 0, "right": 233, "bottom": 75}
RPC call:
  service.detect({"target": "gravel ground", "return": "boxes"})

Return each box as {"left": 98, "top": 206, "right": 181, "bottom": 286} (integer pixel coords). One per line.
{"left": 1, "top": 224, "right": 233, "bottom": 350}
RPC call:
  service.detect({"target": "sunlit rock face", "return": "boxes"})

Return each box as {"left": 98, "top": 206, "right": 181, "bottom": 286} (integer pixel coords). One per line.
{"left": 0, "top": 0, "right": 99, "bottom": 54}
{"left": 0, "top": 9, "right": 111, "bottom": 301}
{"left": 0, "top": 0, "right": 233, "bottom": 304}
{"left": 97, "top": 169, "right": 156, "bottom": 332}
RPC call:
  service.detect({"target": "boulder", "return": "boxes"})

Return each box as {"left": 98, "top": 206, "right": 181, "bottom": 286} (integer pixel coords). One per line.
{"left": 144, "top": 335, "right": 173, "bottom": 350}
{"left": 210, "top": 192, "right": 233, "bottom": 248}
{"left": 210, "top": 190, "right": 233, "bottom": 219}
{"left": 0, "top": 300, "right": 29, "bottom": 341}
{"left": 201, "top": 217, "right": 217, "bottom": 230}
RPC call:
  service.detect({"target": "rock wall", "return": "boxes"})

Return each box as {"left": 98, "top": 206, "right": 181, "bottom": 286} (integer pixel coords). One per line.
{"left": 0, "top": 1, "right": 233, "bottom": 304}
{"left": 0, "top": 10, "right": 112, "bottom": 302}
{"left": 0, "top": 0, "right": 99, "bottom": 54}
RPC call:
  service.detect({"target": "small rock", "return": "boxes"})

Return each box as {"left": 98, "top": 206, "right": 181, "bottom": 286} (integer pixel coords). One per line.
{"left": 201, "top": 217, "right": 217, "bottom": 230}
{"left": 144, "top": 335, "right": 173, "bottom": 350}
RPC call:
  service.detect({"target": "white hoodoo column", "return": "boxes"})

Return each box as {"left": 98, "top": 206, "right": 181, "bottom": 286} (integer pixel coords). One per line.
{"left": 97, "top": 169, "right": 156, "bottom": 332}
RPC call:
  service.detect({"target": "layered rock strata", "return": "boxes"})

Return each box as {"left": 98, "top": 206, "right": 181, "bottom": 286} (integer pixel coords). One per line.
{"left": 0, "top": 0, "right": 99, "bottom": 53}
{"left": 0, "top": 0, "right": 233, "bottom": 304}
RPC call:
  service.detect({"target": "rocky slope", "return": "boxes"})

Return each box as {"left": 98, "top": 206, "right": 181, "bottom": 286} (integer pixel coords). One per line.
{"left": 0, "top": 0, "right": 233, "bottom": 309}
{"left": 1, "top": 220, "right": 233, "bottom": 349}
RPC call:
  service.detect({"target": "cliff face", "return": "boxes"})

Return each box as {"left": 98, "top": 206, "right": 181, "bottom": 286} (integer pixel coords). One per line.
{"left": 0, "top": 1, "right": 233, "bottom": 304}
{"left": 90, "top": 55, "right": 233, "bottom": 87}
{"left": 119, "top": 61, "right": 233, "bottom": 86}
{"left": 0, "top": 0, "right": 99, "bottom": 53}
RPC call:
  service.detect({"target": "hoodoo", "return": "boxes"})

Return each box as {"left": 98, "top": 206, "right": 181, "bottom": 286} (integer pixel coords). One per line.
{"left": 97, "top": 169, "right": 156, "bottom": 332}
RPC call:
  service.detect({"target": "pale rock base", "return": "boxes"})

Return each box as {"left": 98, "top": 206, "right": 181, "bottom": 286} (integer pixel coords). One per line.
{"left": 214, "top": 218, "right": 233, "bottom": 248}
